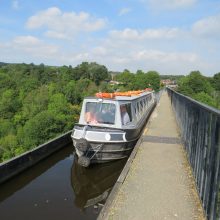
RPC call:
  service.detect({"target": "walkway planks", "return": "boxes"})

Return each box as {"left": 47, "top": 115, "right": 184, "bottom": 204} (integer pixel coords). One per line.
{"left": 100, "top": 92, "right": 205, "bottom": 220}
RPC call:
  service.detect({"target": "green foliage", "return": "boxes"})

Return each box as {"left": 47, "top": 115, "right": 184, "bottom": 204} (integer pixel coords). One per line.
{"left": 212, "top": 72, "right": 220, "bottom": 91}
{"left": 0, "top": 134, "right": 19, "bottom": 162}
{"left": 0, "top": 89, "right": 21, "bottom": 119}
{"left": 1, "top": 62, "right": 201, "bottom": 163}
{"left": 88, "top": 62, "right": 109, "bottom": 85}
{"left": 132, "top": 71, "right": 147, "bottom": 90}
{"left": 178, "top": 71, "right": 213, "bottom": 96}
{"left": 115, "top": 69, "right": 135, "bottom": 90}
{"left": 99, "top": 81, "right": 114, "bottom": 93}
{"left": 22, "top": 111, "right": 63, "bottom": 148}
{"left": 177, "top": 71, "right": 219, "bottom": 109}
{"left": 145, "top": 71, "right": 160, "bottom": 91}
{"left": 0, "top": 62, "right": 112, "bottom": 162}
{"left": 160, "top": 75, "right": 184, "bottom": 81}
{"left": 115, "top": 69, "right": 160, "bottom": 91}
{"left": 193, "top": 92, "right": 217, "bottom": 108}
{"left": 0, "top": 119, "right": 15, "bottom": 138}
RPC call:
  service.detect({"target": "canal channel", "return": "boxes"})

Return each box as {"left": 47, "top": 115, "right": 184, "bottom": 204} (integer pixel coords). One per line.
{"left": 0, "top": 144, "right": 127, "bottom": 220}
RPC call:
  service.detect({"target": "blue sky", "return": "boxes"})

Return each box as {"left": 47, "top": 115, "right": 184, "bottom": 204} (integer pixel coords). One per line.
{"left": 0, "top": 0, "right": 220, "bottom": 75}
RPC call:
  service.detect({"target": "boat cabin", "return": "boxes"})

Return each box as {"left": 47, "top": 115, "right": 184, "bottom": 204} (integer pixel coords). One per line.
{"left": 78, "top": 91, "right": 154, "bottom": 129}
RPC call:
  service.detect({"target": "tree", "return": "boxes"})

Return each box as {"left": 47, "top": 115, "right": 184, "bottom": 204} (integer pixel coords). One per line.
{"left": 145, "top": 71, "right": 160, "bottom": 91}
{"left": 22, "top": 111, "right": 64, "bottom": 149}
{"left": 18, "top": 85, "right": 49, "bottom": 124}
{"left": 48, "top": 93, "right": 70, "bottom": 116}
{"left": 178, "top": 71, "right": 213, "bottom": 96}
{"left": 193, "top": 92, "right": 217, "bottom": 108}
{"left": 177, "top": 71, "right": 218, "bottom": 109}
{"left": 0, "top": 89, "right": 21, "bottom": 119}
{"left": 213, "top": 72, "right": 220, "bottom": 91}
{"left": 132, "top": 71, "right": 147, "bottom": 90}
{"left": 64, "top": 80, "right": 80, "bottom": 104}
{"left": 0, "top": 72, "right": 16, "bottom": 92}
{"left": 0, "top": 134, "right": 18, "bottom": 161}
{"left": 76, "top": 62, "right": 90, "bottom": 79}
{"left": 115, "top": 70, "right": 135, "bottom": 90}
{"left": 88, "top": 62, "right": 109, "bottom": 85}
{"left": 0, "top": 119, "right": 15, "bottom": 138}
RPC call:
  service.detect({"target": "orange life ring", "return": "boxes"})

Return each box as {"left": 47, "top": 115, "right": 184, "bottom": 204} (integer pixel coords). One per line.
{"left": 114, "top": 92, "right": 131, "bottom": 96}
{"left": 96, "top": 92, "right": 115, "bottom": 98}
{"left": 95, "top": 89, "right": 151, "bottom": 99}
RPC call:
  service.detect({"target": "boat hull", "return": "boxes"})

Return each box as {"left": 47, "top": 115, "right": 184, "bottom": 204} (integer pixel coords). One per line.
{"left": 74, "top": 139, "right": 136, "bottom": 164}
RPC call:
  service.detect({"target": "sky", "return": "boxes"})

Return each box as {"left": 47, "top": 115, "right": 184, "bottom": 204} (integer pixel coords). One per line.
{"left": 0, "top": 0, "right": 220, "bottom": 76}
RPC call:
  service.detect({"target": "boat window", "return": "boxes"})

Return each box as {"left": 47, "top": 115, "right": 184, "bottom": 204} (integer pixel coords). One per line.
{"left": 146, "top": 97, "right": 150, "bottom": 106}
{"left": 140, "top": 100, "right": 144, "bottom": 112}
{"left": 145, "top": 97, "right": 148, "bottom": 106}
{"left": 138, "top": 101, "right": 142, "bottom": 115}
{"left": 137, "top": 102, "right": 139, "bottom": 113}
{"left": 143, "top": 99, "right": 146, "bottom": 107}
{"left": 120, "top": 103, "right": 132, "bottom": 125}
{"left": 85, "top": 102, "right": 116, "bottom": 125}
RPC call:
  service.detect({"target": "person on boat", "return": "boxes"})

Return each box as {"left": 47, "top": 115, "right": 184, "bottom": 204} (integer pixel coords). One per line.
{"left": 85, "top": 105, "right": 98, "bottom": 124}
{"left": 120, "top": 105, "right": 130, "bottom": 125}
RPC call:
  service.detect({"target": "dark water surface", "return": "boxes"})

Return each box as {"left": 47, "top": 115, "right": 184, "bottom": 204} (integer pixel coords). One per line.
{"left": 0, "top": 144, "right": 127, "bottom": 220}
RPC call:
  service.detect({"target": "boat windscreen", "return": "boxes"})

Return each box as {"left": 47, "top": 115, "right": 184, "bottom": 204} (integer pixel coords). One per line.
{"left": 84, "top": 102, "right": 116, "bottom": 125}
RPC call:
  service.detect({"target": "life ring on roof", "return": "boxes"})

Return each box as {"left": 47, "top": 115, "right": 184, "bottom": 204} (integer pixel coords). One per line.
{"left": 96, "top": 92, "right": 115, "bottom": 98}
{"left": 95, "top": 89, "right": 149, "bottom": 99}
{"left": 129, "top": 90, "right": 143, "bottom": 95}
{"left": 114, "top": 92, "right": 131, "bottom": 96}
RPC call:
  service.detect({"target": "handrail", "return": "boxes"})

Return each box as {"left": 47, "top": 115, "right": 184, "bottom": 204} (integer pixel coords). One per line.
{"left": 167, "top": 88, "right": 220, "bottom": 220}
{"left": 168, "top": 88, "right": 220, "bottom": 115}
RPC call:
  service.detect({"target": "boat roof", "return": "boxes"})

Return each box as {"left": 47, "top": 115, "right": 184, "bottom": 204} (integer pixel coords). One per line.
{"left": 84, "top": 91, "right": 152, "bottom": 101}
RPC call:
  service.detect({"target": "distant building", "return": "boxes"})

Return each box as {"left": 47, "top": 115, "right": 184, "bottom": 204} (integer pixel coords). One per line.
{"left": 161, "top": 79, "right": 177, "bottom": 89}
{"left": 161, "top": 79, "right": 176, "bottom": 85}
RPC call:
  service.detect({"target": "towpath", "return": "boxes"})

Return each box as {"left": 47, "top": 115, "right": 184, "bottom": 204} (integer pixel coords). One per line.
{"left": 100, "top": 92, "right": 205, "bottom": 220}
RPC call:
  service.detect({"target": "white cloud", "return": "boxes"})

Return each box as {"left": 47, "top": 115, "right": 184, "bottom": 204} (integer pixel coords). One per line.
{"left": 12, "top": 0, "right": 19, "bottom": 10}
{"left": 109, "top": 27, "right": 180, "bottom": 40}
{"left": 118, "top": 8, "right": 132, "bottom": 16}
{"left": 2, "top": 12, "right": 220, "bottom": 75}
{"left": 88, "top": 47, "right": 201, "bottom": 74}
{"left": 92, "top": 47, "right": 107, "bottom": 56}
{"left": 13, "top": 35, "right": 41, "bottom": 45}
{"left": 192, "top": 14, "right": 220, "bottom": 38}
{"left": 11, "top": 36, "right": 59, "bottom": 57}
{"left": 26, "top": 7, "right": 107, "bottom": 39}
{"left": 142, "top": 0, "right": 197, "bottom": 10}
{"left": 83, "top": 23, "right": 218, "bottom": 74}
{"left": 133, "top": 50, "right": 198, "bottom": 63}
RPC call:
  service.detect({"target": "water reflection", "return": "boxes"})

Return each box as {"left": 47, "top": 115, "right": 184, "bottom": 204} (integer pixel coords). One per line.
{"left": 0, "top": 146, "right": 72, "bottom": 203}
{"left": 71, "top": 158, "right": 127, "bottom": 210}
{"left": 0, "top": 145, "right": 127, "bottom": 220}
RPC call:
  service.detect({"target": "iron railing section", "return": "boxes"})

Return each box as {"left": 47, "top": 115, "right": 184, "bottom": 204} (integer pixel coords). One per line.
{"left": 154, "top": 89, "right": 163, "bottom": 103}
{"left": 167, "top": 88, "right": 220, "bottom": 220}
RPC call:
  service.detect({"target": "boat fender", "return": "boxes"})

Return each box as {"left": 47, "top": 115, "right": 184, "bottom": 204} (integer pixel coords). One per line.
{"left": 78, "top": 156, "right": 90, "bottom": 167}
{"left": 75, "top": 138, "right": 89, "bottom": 152}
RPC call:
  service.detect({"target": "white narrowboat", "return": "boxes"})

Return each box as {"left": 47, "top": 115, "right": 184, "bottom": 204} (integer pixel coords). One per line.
{"left": 71, "top": 90, "right": 156, "bottom": 167}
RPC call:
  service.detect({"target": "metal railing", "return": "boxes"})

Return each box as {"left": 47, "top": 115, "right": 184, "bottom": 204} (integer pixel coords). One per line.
{"left": 154, "top": 89, "right": 164, "bottom": 103}
{"left": 167, "top": 88, "right": 220, "bottom": 220}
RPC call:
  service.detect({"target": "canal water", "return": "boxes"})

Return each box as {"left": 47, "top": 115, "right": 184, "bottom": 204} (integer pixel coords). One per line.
{"left": 0, "top": 144, "right": 127, "bottom": 220}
